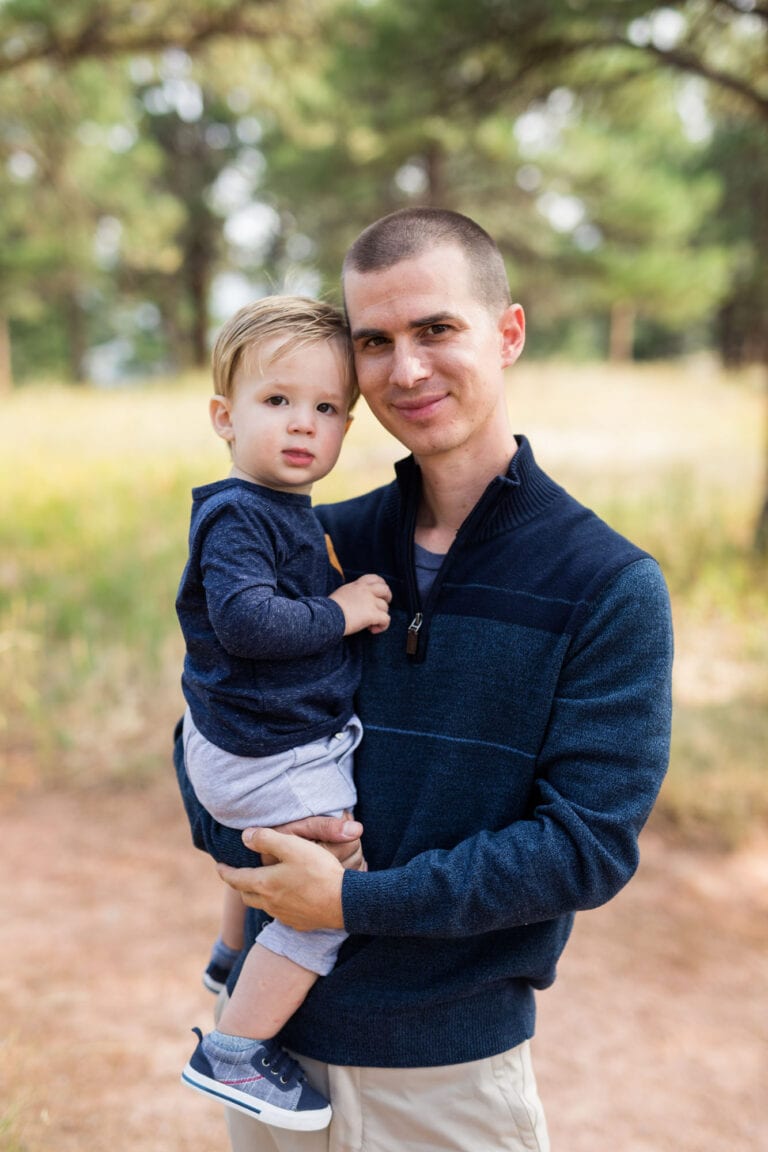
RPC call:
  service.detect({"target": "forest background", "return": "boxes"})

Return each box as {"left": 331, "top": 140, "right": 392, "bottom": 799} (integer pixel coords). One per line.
{"left": 2, "top": 0, "right": 767, "bottom": 835}
{"left": 0, "top": 2, "right": 767, "bottom": 1150}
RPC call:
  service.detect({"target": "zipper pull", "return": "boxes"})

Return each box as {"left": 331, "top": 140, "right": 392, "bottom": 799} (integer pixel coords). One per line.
{"left": 406, "top": 612, "right": 423, "bottom": 656}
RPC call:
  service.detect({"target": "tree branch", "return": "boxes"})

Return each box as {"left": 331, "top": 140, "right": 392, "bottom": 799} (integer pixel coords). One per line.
{"left": 623, "top": 36, "right": 768, "bottom": 119}
{"left": 0, "top": 1, "right": 303, "bottom": 74}
{"left": 533, "top": 30, "right": 768, "bottom": 120}
{"left": 716, "top": 0, "right": 768, "bottom": 22}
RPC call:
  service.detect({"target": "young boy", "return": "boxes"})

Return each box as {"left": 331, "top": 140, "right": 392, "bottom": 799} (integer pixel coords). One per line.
{"left": 176, "top": 297, "right": 391, "bottom": 1131}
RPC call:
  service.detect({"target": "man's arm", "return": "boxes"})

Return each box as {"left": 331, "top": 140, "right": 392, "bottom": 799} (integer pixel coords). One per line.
{"left": 344, "top": 559, "right": 673, "bottom": 937}
{"left": 216, "top": 560, "right": 673, "bottom": 937}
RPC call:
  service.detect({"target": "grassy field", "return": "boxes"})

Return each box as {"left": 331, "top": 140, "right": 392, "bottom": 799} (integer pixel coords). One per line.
{"left": 1, "top": 359, "right": 766, "bottom": 845}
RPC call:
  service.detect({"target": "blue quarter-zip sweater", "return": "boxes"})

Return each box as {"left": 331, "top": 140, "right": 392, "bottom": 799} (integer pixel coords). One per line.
{"left": 174, "top": 436, "right": 673, "bottom": 1068}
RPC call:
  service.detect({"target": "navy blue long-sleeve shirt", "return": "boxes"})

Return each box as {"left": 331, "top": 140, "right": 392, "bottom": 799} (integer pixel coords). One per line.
{"left": 176, "top": 478, "right": 358, "bottom": 757}
{"left": 174, "top": 438, "right": 673, "bottom": 1067}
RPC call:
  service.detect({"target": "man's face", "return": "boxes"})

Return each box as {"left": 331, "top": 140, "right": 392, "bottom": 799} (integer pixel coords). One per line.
{"left": 344, "top": 243, "right": 524, "bottom": 465}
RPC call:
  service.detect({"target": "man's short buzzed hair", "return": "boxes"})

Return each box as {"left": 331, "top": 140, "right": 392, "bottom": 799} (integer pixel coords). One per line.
{"left": 343, "top": 207, "right": 512, "bottom": 315}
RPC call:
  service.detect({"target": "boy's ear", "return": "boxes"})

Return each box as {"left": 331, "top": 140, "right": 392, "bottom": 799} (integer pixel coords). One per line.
{"left": 344, "top": 414, "right": 354, "bottom": 435}
{"left": 210, "top": 395, "right": 234, "bottom": 442}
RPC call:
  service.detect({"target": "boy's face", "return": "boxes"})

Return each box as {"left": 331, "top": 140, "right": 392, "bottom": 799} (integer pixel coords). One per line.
{"left": 210, "top": 337, "right": 352, "bottom": 494}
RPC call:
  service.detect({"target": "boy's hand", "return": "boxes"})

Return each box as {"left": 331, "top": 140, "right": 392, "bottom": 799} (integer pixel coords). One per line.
{"left": 329, "top": 573, "right": 391, "bottom": 636}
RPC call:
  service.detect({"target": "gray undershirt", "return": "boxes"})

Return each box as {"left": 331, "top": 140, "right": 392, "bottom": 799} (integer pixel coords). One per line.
{"left": 414, "top": 541, "right": 445, "bottom": 600}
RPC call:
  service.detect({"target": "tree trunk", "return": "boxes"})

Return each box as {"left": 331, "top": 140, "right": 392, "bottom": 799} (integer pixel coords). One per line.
{"left": 754, "top": 365, "right": 768, "bottom": 556}
{"left": 185, "top": 227, "right": 212, "bottom": 369}
{"left": 609, "top": 301, "right": 636, "bottom": 362}
{"left": 64, "top": 292, "right": 87, "bottom": 383}
{"left": 424, "top": 142, "right": 445, "bottom": 207}
{"left": 190, "top": 263, "right": 209, "bottom": 368}
{"left": 754, "top": 491, "right": 768, "bottom": 555}
{"left": 0, "top": 312, "right": 12, "bottom": 392}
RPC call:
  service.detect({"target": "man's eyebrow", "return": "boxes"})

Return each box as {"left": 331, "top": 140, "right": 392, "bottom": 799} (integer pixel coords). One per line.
{"left": 351, "top": 313, "right": 461, "bottom": 342}
{"left": 350, "top": 325, "right": 385, "bottom": 342}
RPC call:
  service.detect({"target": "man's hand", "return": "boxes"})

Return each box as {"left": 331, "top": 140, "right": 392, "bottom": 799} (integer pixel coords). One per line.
{"left": 218, "top": 829, "right": 346, "bottom": 931}
{"left": 264, "top": 813, "right": 365, "bottom": 870}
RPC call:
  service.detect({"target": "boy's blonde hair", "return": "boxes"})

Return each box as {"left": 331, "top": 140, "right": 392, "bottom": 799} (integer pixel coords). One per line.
{"left": 211, "top": 296, "right": 358, "bottom": 410}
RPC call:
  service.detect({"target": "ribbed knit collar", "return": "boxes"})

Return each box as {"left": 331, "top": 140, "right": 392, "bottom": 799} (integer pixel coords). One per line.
{"left": 393, "top": 435, "right": 565, "bottom": 540}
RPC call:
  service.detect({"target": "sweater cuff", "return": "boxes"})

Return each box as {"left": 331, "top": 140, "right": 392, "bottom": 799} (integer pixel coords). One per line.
{"left": 341, "top": 865, "right": 411, "bottom": 937}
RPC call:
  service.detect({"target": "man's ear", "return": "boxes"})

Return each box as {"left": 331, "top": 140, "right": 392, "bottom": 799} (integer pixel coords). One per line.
{"left": 499, "top": 304, "right": 526, "bottom": 369}
{"left": 210, "top": 395, "right": 234, "bottom": 442}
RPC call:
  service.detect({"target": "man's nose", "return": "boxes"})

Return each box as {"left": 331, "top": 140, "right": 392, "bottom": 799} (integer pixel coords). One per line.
{"left": 389, "top": 342, "right": 429, "bottom": 389}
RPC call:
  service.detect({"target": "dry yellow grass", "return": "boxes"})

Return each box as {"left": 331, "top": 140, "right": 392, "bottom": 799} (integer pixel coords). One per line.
{"left": 1, "top": 359, "right": 766, "bottom": 840}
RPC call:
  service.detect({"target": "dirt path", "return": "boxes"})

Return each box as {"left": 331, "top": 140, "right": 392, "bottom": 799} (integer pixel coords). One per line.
{"left": 2, "top": 777, "right": 766, "bottom": 1152}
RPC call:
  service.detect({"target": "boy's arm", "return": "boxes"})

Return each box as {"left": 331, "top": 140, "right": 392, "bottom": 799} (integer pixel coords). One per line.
{"left": 200, "top": 510, "right": 346, "bottom": 660}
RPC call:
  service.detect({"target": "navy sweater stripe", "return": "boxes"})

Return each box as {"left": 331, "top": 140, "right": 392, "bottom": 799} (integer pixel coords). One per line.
{"left": 363, "top": 723, "right": 538, "bottom": 759}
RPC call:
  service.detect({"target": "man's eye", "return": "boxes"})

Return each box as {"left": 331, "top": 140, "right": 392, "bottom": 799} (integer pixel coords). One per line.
{"left": 266, "top": 395, "right": 287, "bottom": 406}
{"left": 426, "top": 324, "right": 450, "bottom": 336}
{"left": 317, "top": 402, "right": 337, "bottom": 414}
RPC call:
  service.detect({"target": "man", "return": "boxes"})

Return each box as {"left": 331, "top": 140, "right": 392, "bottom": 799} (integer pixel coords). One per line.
{"left": 175, "top": 207, "right": 673, "bottom": 1152}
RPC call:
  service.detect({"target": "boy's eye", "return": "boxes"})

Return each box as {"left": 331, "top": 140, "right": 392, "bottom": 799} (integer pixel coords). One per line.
{"left": 316, "top": 402, "right": 337, "bottom": 415}
{"left": 265, "top": 395, "right": 288, "bottom": 406}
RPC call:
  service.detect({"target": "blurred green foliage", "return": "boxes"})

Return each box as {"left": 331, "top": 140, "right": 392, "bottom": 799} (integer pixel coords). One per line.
{"left": 0, "top": 0, "right": 766, "bottom": 388}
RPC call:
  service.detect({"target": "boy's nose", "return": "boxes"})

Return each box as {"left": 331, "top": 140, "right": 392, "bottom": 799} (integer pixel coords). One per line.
{"left": 288, "top": 409, "right": 315, "bottom": 434}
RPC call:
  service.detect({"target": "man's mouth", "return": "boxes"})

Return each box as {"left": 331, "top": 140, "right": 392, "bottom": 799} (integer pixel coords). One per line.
{"left": 393, "top": 393, "right": 447, "bottom": 418}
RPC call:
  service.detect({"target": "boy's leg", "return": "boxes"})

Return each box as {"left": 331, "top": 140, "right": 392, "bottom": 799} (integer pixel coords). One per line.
{"left": 183, "top": 946, "right": 331, "bottom": 1130}
{"left": 220, "top": 884, "right": 246, "bottom": 951}
{"left": 217, "top": 943, "right": 317, "bottom": 1040}
{"left": 204, "top": 886, "right": 246, "bottom": 993}
{"left": 214, "top": 993, "right": 330, "bottom": 1152}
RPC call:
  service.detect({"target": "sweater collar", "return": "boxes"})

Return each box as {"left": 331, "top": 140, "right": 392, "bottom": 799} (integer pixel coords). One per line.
{"left": 393, "top": 435, "right": 564, "bottom": 538}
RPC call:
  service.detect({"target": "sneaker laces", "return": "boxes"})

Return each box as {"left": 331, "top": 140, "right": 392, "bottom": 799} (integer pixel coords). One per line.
{"left": 260, "top": 1046, "right": 305, "bottom": 1087}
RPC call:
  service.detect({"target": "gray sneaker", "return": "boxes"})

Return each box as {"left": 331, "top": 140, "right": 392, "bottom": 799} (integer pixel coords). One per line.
{"left": 181, "top": 1028, "right": 332, "bottom": 1131}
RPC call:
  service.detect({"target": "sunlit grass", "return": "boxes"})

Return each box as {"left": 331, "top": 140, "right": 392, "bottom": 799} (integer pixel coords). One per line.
{"left": 1, "top": 362, "right": 766, "bottom": 843}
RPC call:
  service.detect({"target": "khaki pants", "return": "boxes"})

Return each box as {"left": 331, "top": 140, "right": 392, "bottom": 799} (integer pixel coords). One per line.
{"left": 215, "top": 994, "right": 550, "bottom": 1152}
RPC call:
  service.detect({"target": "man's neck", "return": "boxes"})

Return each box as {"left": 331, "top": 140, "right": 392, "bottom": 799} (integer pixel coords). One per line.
{"left": 414, "top": 439, "right": 517, "bottom": 554}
